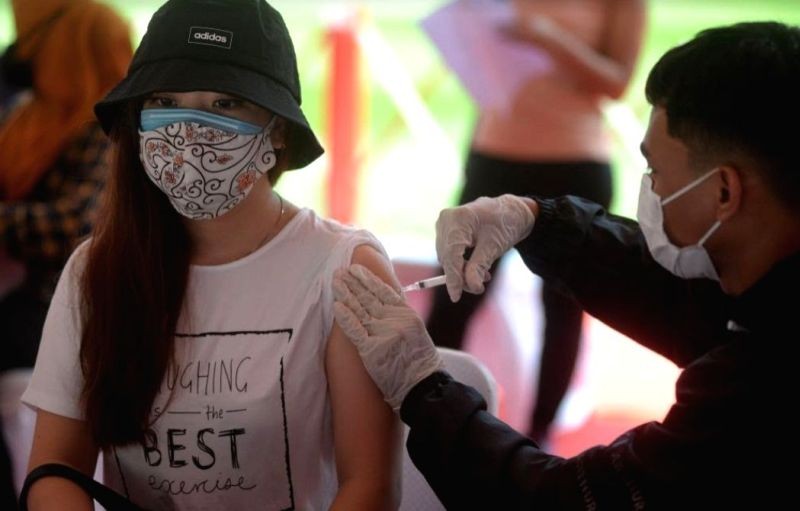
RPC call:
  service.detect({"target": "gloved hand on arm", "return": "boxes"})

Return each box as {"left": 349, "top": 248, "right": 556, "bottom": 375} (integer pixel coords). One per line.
{"left": 333, "top": 264, "right": 444, "bottom": 411}
{"left": 436, "top": 194, "right": 536, "bottom": 302}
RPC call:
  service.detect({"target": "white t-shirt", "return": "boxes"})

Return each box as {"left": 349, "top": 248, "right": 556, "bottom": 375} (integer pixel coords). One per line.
{"left": 22, "top": 208, "right": 385, "bottom": 511}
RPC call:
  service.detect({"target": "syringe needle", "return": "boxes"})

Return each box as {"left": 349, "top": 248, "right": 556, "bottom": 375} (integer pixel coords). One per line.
{"left": 401, "top": 275, "right": 447, "bottom": 293}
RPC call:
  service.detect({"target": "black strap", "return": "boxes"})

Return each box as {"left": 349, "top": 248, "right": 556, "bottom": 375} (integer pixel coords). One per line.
{"left": 20, "top": 463, "right": 143, "bottom": 511}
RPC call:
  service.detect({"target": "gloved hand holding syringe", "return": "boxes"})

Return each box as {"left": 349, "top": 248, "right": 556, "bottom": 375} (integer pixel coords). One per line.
{"left": 401, "top": 195, "right": 535, "bottom": 297}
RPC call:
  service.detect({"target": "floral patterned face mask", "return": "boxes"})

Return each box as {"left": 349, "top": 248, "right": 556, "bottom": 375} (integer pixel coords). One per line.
{"left": 138, "top": 108, "right": 277, "bottom": 220}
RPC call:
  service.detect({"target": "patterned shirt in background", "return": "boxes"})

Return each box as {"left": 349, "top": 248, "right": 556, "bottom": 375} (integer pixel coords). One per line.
{"left": 0, "top": 121, "right": 109, "bottom": 304}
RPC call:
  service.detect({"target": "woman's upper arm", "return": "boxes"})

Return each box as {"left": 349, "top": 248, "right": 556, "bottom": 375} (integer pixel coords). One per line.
{"left": 325, "top": 243, "right": 402, "bottom": 508}
{"left": 600, "top": 0, "right": 647, "bottom": 87}
{"left": 25, "top": 410, "right": 98, "bottom": 510}
{"left": 28, "top": 410, "right": 98, "bottom": 474}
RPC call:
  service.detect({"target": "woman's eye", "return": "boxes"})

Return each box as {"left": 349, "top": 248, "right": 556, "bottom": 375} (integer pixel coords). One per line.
{"left": 145, "top": 97, "right": 176, "bottom": 108}
{"left": 214, "top": 98, "right": 242, "bottom": 110}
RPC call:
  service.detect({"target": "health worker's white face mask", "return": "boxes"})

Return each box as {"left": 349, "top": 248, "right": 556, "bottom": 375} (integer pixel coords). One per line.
{"left": 138, "top": 108, "right": 277, "bottom": 220}
{"left": 636, "top": 168, "right": 722, "bottom": 281}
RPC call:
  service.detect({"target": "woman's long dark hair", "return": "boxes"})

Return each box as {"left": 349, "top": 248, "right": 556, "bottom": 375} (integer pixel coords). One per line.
{"left": 80, "top": 104, "right": 190, "bottom": 448}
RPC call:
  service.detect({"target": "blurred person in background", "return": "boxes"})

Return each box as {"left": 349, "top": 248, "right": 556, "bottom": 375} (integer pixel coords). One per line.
{"left": 425, "top": 0, "right": 646, "bottom": 447}
{"left": 0, "top": 0, "right": 132, "bottom": 507}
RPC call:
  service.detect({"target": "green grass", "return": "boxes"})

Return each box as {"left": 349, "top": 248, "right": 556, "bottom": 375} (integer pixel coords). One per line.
{"left": 3, "top": 0, "right": 799, "bottom": 253}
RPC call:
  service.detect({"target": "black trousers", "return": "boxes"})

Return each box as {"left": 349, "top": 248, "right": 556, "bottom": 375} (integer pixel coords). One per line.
{"left": 0, "top": 288, "right": 49, "bottom": 510}
{"left": 425, "top": 150, "right": 612, "bottom": 440}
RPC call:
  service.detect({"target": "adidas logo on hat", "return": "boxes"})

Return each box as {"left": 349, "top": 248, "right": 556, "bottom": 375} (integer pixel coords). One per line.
{"left": 188, "top": 26, "right": 233, "bottom": 49}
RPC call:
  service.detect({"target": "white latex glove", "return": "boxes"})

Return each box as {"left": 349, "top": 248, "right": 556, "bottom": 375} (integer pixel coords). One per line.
{"left": 436, "top": 194, "right": 535, "bottom": 302}
{"left": 332, "top": 264, "right": 444, "bottom": 411}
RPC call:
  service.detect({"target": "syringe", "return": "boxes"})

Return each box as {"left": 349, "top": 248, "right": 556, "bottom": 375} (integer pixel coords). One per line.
{"left": 401, "top": 275, "right": 447, "bottom": 293}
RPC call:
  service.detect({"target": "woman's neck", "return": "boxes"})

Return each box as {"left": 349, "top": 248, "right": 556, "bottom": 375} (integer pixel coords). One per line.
{"left": 185, "top": 179, "right": 286, "bottom": 266}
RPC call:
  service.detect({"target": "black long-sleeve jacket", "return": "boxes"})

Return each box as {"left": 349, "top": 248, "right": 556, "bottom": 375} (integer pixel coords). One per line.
{"left": 401, "top": 197, "right": 796, "bottom": 510}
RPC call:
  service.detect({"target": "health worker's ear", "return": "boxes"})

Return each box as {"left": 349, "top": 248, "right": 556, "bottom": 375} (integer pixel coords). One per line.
{"left": 716, "top": 165, "right": 742, "bottom": 222}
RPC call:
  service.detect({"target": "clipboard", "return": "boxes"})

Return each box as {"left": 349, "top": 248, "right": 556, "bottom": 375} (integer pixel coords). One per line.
{"left": 420, "top": 0, "right": 552, "bottom": 113}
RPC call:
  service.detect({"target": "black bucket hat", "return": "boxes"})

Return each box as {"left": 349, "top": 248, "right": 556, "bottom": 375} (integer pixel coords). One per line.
{"left": 95, "top": 0, "right": 323, "bottom": 170}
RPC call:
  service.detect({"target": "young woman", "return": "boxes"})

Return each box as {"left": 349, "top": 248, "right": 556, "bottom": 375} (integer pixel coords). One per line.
{"left": 20, "top": 1, "right": 401, "bottom": 509}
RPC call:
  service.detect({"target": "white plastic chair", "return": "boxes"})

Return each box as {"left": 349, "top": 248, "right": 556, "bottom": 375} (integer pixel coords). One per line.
{"left": 399, "top": 348, "right": 499, "bottom": 511}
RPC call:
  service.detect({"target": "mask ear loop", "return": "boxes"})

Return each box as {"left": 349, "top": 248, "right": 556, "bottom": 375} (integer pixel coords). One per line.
{"left": 262, "top": 115, "right": 278, "bottom": 134}
{"left": 262, "top": 116, "right": 284, "bottom": 157}
{"left": 697, "top": 220, "right": 722, "bottom": 246}
{"left": 662, "top": 168, "right": 721, "bottom": 206}
{"left": 660, "top": 168, "right": 724, "bottom": 247}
